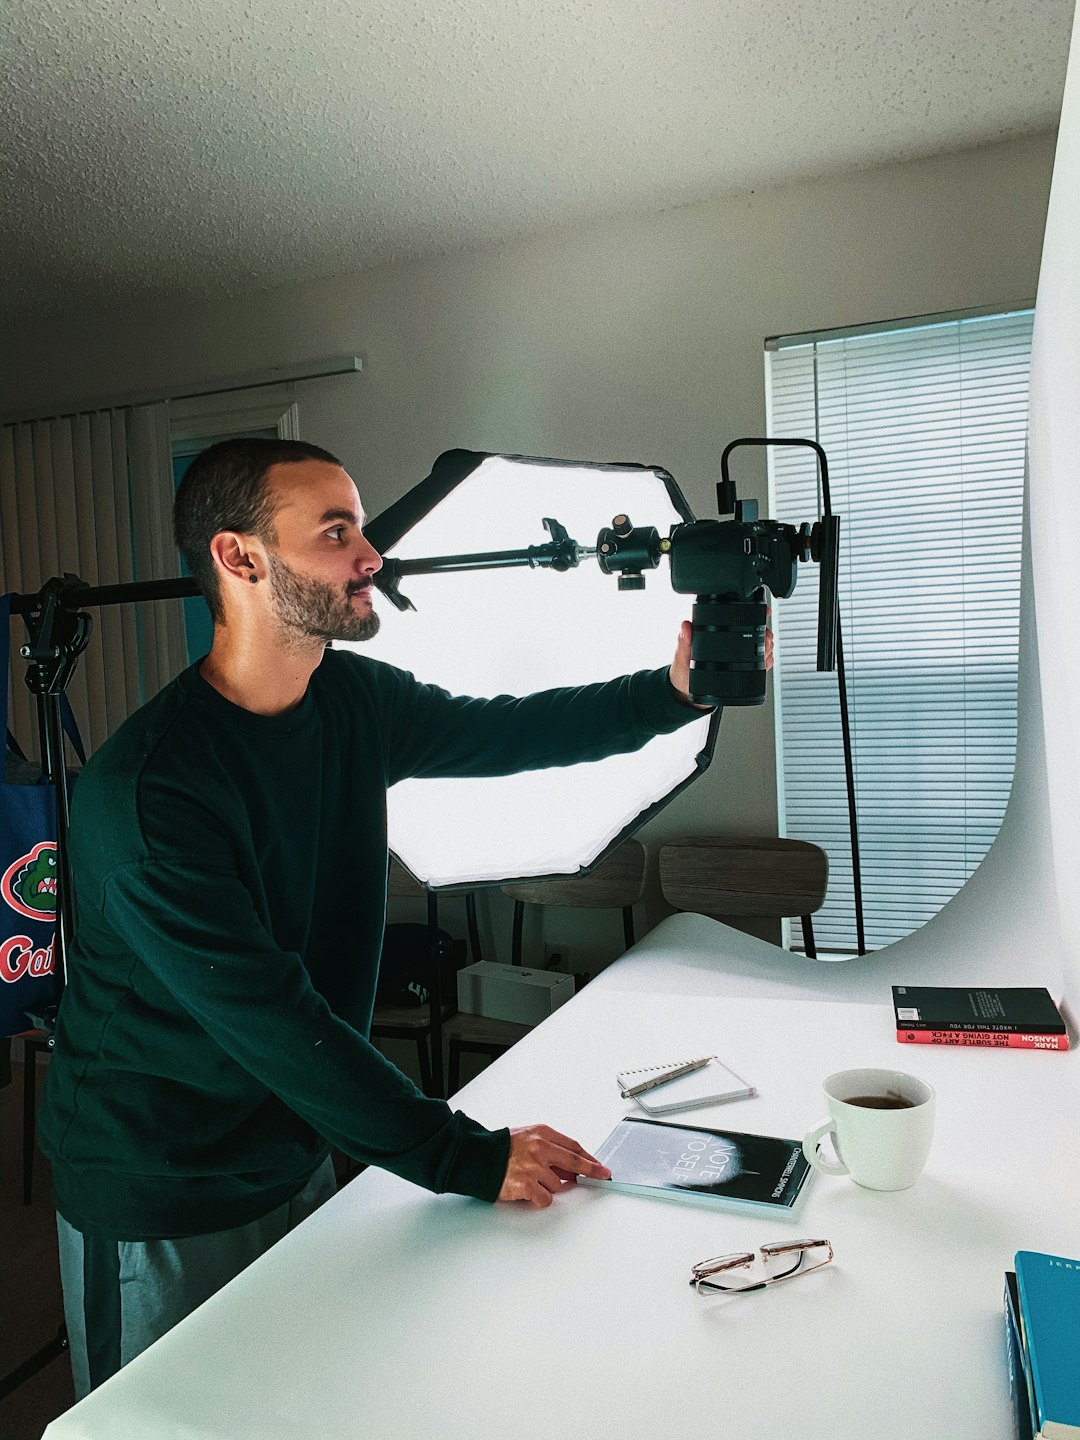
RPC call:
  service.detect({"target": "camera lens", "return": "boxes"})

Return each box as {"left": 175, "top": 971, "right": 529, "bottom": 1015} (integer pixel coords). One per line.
{"left": 689, "top": 598, "right": 768, "bottom": 706}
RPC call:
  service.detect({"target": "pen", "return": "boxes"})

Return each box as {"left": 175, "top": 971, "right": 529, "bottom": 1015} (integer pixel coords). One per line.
{"left": 620, "top": 1056, "right": 715, "bottom": 1098}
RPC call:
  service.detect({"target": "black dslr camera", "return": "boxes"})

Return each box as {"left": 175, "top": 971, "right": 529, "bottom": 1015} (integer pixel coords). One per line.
{"left": 592, "top": 439, "right": 840, "bottom": 706}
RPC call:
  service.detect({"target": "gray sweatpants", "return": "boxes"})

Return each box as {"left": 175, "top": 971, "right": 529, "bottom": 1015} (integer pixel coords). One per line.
{"left": 56, "top": 1157, "right": 337, "bottom": 1399}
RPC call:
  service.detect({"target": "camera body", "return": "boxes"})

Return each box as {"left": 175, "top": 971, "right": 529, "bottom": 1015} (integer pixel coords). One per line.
{"left": 670, "top": 500, "right": 808, "bottom": 706}
{"left": 667, "top": 500, "right": 802, "bottom": 601}
{"left": 596, "top": 491, "right": 834, "bottom": 708}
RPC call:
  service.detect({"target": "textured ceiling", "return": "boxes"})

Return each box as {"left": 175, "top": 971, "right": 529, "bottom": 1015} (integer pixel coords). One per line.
{"left": 1, "top": 0, "right": 1073, "bottom": 324}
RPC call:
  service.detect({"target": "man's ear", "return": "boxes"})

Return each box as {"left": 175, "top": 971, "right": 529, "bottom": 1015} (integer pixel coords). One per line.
{"left": 209, "top": 531, "right": 264, "bottom": 586}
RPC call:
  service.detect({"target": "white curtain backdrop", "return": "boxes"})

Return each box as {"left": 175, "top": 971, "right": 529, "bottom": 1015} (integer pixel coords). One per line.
{"left": 1027, "top": 0, "right": 1080, "bottom": 1008}
{"left": 2, "top": 404, "right": 187, "bottom": 758}
{"left": 809, "top": 0, "right": 1080, "bottom": 1013}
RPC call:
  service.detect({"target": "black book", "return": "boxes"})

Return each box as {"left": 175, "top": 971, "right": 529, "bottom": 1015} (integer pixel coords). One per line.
{"left": 892, "top": 985, "right": 1066, "bottom": 1036}
{"left": 580, "top": 1116, "right": 812, "bottom": 1214}
{"left": 1004, "top": 1270, "right": 1035, "bottom": 1440}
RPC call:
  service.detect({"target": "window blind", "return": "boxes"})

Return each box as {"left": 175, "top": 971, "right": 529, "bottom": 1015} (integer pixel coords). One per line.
{"left": 765, "top": 309, "right": 1033, "bottom": 951}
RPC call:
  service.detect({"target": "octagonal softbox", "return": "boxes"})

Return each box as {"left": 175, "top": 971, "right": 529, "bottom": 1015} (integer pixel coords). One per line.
{"left": 346, "top": 451, "right": 718, "bottom": 888}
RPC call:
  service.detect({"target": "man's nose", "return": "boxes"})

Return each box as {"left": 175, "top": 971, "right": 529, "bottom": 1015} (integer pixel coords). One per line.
{"left": 358, "top": 538, "right": 382, "bottom": 575}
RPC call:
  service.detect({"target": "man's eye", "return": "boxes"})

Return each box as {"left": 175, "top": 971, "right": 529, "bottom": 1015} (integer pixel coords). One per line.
{"left": 327, "top": 526, "right": 346, "bottom": 541}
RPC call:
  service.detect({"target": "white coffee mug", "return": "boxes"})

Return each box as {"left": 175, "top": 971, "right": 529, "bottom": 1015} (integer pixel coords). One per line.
{"left": 802, "top": 1067, "right": 935, "bottom": 1191}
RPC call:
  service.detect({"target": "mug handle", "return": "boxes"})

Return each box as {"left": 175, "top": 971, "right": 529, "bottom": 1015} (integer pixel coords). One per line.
{"left": 803, "top": 1119, "right": 849, "bottom": 1176}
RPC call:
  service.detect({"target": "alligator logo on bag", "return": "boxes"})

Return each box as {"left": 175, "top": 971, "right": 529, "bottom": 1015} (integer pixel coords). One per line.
{"left": 2, "top": 842, "right": 59, "bottom": 921}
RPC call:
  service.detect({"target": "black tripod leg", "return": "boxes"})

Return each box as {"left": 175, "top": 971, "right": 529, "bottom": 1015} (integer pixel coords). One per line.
{"left": 0, "top": 1324, "right": 69, "bottom": 1401}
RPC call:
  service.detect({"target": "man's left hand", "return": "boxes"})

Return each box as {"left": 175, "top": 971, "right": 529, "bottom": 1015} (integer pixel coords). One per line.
{"left": 668, "top": 617, "right": 774, "bottom": 707}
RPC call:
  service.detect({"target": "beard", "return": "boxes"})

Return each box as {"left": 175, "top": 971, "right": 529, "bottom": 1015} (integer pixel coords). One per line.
{"left": 265, "top": 552, "right": 381, "bottom": 644}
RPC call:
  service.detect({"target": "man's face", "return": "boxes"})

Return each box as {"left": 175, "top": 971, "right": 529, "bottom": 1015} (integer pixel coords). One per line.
{"left": 261, "top": 460, "right": 383, "bottom": 644}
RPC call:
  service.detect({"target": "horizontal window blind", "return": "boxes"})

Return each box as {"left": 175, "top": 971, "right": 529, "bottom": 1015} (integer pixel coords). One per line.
{"left": 765, "top": 309, "right": 1032, "bottom": 951}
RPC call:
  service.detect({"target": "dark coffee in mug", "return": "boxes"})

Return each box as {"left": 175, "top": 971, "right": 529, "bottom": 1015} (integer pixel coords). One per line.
{"left": 808, "top": 1068, "right": 935, "bottom": 1189}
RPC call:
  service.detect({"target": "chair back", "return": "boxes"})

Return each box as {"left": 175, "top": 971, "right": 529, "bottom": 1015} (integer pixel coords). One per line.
{"left": 500, "top": 839, "right": 647, "bottom": 962}
{"left": 500, "top": 839, "right": 647, "bottom": 909}
{"left": 658, "top": 836, "right": 828, "bottom": 920}
{"left": 387, "top": 859, "right": 426, "bottom": 901}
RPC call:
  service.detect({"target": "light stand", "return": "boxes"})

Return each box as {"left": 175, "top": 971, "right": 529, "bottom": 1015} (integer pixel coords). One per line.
{"left": 0, "top": 575, "right": 202, "bottom": 1403}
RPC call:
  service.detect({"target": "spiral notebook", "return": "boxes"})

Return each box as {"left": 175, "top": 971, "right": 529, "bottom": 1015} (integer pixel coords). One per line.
{"left": 616, "top": 1056, "right": 756, "bottom": 1115}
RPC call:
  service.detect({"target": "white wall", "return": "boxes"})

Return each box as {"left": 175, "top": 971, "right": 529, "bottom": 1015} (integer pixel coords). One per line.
{"left": 0, "top": 131, "right": 1057, "bottom": 967}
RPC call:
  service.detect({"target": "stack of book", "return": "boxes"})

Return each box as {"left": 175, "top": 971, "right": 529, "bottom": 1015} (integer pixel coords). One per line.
{"left": 1004, "top": 1250, "right": 1080, "bottom": 1437}
{"left": 892, "top": 985, "right": 1069, "bottom": 1051}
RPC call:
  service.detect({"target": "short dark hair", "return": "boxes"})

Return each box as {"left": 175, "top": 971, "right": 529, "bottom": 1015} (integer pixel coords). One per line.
{"left": 173, "top": 437, "right": 342, "bottom": 623}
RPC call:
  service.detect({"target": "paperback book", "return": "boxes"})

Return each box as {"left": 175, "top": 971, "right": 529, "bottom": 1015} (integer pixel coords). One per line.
{"left": 892, "top": 986, "right": 1068, "bottom": 1051}
{"left": 1014, "top": 1250, "right": 1080, "bottom": 1438}
{"left": 899, "top": 1029, "right": 1068, "bottom": 1050}
{"left": 580, "top": 1116, "right": 812, "bottom": 1215}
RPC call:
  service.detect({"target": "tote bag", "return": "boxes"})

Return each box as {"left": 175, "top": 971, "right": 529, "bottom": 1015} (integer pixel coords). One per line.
{"left": 0, "top": 594, "right": 84, "bottom": 1036}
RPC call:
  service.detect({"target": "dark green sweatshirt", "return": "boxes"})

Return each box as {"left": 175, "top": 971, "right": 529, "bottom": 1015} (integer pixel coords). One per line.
{"left": 40, "top": 651, "right": 706, "bottom": 1239}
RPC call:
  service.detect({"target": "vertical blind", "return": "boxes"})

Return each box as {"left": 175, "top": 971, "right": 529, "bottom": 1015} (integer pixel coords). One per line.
{"left": 765, "top": 308, "right": 1033, "bottom": 951}
{"left": 1, "top": 405, "right": 187, "bottom": 759}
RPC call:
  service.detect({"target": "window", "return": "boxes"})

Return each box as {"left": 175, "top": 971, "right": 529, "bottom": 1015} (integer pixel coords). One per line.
{"left": 765, "top": 308, "right": 1033, "bottom": 951}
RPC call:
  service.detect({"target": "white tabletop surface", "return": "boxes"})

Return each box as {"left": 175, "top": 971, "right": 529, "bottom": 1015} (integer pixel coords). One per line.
{"left": 43, "top": 918, "right": 1080, "bottom": 1440}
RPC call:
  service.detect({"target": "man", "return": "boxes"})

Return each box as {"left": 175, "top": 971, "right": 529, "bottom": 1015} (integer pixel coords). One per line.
{"left": 40, "top": 437, "right": 713, "bottom": 1397}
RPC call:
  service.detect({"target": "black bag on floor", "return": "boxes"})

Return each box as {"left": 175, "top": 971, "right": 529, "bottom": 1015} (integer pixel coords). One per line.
{"left": 376, "top": 922, "right": 456, "bottom": 1007}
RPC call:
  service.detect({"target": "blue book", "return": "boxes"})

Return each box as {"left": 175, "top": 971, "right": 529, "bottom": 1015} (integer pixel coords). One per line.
{"left": 1015, "top": 1251, "right": 1080, "bottom": 1438}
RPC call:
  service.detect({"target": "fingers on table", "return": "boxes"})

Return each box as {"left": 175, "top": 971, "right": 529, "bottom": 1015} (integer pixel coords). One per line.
{"left": 499, "top": 1125, "right": 611, "bottom": 1208}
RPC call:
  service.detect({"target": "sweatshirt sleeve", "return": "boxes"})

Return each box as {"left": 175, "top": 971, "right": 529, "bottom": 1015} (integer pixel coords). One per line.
{"left": 99, "top": 859, "right": 511, "bottom": 1202}
{"left": 380, "top": 663, "right": 710, "bottom": 785}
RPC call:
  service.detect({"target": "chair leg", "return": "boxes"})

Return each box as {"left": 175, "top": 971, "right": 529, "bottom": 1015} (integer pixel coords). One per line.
{"left": 448, "top": 1040, "right": 461, "bottom": 1097}
{"left": 426, "top": 895, "right": 445, "bottom": 1099}
{"left": 0, "top": 1322, "right": 69, "bottom": 1400}
{"left": 511, "top": 901, "right": 524, "bottom": 966}
{"left": 801, "top": 914, "right": 817, "bottom": 959}
{"left": 415, "top": 1036, "right": 433, "bottom": 1096}
{"left": 465, "top": 892, "right": 483, "bottom": 964}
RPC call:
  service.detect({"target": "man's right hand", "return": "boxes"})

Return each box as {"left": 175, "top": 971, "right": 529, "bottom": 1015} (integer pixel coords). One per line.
{"left": 496, "top": 1125, "right": 611, "bottom": 1208}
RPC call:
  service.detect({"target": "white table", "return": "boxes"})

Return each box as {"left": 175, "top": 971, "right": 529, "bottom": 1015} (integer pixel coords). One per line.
{"left": 44, "top": 917, "right": 1080, "bottom": 1439}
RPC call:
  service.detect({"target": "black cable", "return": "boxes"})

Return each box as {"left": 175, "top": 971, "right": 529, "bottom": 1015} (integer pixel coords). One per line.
{"left": 719, "top": 437, "right": 866, "bottom": 956}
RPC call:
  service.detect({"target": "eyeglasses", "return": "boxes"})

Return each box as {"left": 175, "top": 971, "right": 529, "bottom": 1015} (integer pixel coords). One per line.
{"left": 690, "top": 1239, "right": 834, "bottom": 1295}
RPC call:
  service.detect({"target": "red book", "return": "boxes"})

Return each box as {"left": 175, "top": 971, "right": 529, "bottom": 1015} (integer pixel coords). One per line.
{"left": 897, "top": 1028, "right": 1069, "bottom": 1051}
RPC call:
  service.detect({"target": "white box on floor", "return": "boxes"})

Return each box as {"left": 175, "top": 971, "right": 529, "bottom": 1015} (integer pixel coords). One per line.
{"left": 456, "top": 960, "right": 575, "bottom": 1026}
